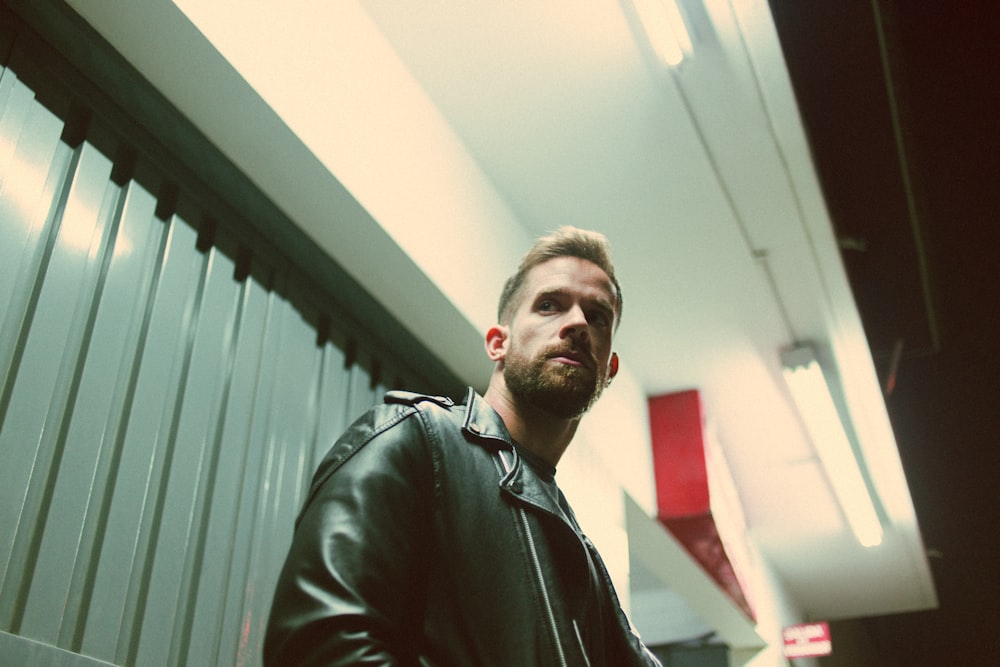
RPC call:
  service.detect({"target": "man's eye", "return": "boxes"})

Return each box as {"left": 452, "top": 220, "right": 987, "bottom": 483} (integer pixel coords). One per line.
{"left": 538, "top": 299, "right": 556, "bottom": 312}
{"left": 588, "top": 309, "right": 613, "bottom": 327}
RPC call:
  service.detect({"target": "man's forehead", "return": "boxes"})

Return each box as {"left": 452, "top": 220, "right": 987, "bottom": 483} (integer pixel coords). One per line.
{"left": 524, "top": 257, "right": 616, "bottom": 301}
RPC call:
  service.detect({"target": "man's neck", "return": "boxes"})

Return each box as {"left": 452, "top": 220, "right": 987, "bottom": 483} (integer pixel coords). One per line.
{"left": 483, "top": 382, "right": 580, "bottom": 468}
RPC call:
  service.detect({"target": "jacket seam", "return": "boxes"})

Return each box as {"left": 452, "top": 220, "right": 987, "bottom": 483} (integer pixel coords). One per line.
{"left": 412, "top": 402, "right": 445, "bottom": 504}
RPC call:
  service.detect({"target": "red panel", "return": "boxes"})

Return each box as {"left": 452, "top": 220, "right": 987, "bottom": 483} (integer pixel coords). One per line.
{"left": 648, "top": 389, "right": 709, "bottom": 516}
{"left": 661, "top": 515, "right": 755, "bottom": 619}
{"left": 649, "top": 389, "right": 755, "bottom": 620}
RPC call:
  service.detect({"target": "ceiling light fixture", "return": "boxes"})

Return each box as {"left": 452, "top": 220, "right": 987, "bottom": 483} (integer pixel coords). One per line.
{"left": 781, "top": 344, "right": 883, "bottom": 548}
{"left": 632, "top": 0, "right": 693, "bottom": 67}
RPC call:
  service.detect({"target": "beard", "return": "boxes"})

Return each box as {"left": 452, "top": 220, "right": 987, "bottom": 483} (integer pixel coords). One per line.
{"left": 503, "top": 342, "right": 607, "bottom": 419}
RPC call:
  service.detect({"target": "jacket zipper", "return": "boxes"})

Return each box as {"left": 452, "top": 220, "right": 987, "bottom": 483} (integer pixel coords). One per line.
{"left": 498, "top": 450, "right": 569, "bottom": 667}
{"left": 574, "top": 619, "right": 594, "bottom": 667}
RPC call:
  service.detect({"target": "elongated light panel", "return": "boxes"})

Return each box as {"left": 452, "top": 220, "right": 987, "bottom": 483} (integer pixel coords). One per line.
{"left": 783, "top": 355, "right": 883, "bottom": 547}
{"left": 632, "top": 0, "right": 693, "bottom": 67}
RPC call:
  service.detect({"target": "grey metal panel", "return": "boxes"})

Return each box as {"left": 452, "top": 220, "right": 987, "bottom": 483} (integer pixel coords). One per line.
{"left": 212, "top": 287, "right": 289, "bottom": 667}
{"left": 0, "top": 67, "right": 69, "bottom": 601}
{"left": 0, "top": 69, "right": 63, "bottom": 314}
{"left": 132, "top": 243, "right": 246, "bottom": 667}
{"left": 1, "top": 630, "right": 118, "bottom": 667}
{"left": 85, "top": 215, "right": 203, "bottom": 665}
{"left": 0, "top": 65, "right": 412, "bottom": 666}
{"left": 0, "top": 138, "right": 71, "bottom": 403}
{"left": 0, "top": 137, "right": 118, "bottom": 636}
{"left": 311, "top": 340, "right": 350, "bottom": 472}
{"left": 40, "top": 181, "right": 163, "bottom": 652}
{"left": 16, "top": 145, "right": 125, "bottom": 643}
{"left": 186, "top": 277, "right": 274, "bottom": 666}
{"left": 0, "top": 65, "right": 65, "bottom": 413}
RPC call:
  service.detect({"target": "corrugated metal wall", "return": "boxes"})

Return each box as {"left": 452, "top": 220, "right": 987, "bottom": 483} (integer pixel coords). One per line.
{"left": 0, "top": 55, "right": 427, "bottom": 666}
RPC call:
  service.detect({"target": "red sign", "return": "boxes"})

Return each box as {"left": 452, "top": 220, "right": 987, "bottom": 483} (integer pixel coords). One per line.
{"left": 783, "top": 622, "right": 832, "bottom": 659}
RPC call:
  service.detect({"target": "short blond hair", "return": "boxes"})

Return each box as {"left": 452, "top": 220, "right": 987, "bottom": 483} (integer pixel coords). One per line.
{"left": 497, "top": 226, "right": 622, "bottom": 327}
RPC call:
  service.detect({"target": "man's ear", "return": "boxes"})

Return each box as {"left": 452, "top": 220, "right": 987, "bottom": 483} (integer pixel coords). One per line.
{"left": 485, "top": 325, "right": 509, "bottom": 362}
{"left": 608, "top": 352, "right": 620, "bottom": 380}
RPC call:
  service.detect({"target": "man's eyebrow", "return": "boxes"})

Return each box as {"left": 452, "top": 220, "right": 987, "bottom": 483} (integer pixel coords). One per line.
{"left": 534, "top": 287, "right": 570, "bottom": 300}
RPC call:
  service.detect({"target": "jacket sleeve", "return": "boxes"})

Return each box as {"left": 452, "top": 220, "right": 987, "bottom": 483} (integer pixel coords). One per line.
{"left": 264, "top": 406, "right": 436, "bottom": 666}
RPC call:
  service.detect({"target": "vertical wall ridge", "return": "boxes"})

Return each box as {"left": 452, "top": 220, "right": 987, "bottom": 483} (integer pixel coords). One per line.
{"left": 0, "top": 137, "right": 77, "bottom": 439}
{"left": 69, "top": 182, "right": 172, "bottom": 655}
{"left": 122, "top": 220, "right": 212, "bottom": 667}
{"left": 16, "top": 171, "right": 126, "bottom": 644}
{"left": 174, "top": 270, "right": 250, "bottom": 667}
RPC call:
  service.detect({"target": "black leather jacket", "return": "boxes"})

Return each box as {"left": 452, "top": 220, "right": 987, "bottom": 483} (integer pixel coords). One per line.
{"left": 264, "top": 387, "right": 660, "bottom": 666}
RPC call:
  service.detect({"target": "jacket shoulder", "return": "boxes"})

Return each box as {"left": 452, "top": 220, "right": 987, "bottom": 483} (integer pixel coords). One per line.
{"left": 383, "top": 390, "right": 455, "bottom": 409}
{"left": 296, "top": 392, "right": 454, "bottom": 526}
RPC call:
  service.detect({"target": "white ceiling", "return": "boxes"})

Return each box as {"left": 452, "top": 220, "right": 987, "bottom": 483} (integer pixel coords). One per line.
{"left": 67, "top": 0, "right": 936, "bottom": 629}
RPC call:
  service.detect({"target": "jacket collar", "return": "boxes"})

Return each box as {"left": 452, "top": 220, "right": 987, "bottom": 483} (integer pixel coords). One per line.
{"left": 461, "top": 388, "right": 577, "bottom": 526}
{"left": 461, "top": 387, "right": 514, "bottom": 449}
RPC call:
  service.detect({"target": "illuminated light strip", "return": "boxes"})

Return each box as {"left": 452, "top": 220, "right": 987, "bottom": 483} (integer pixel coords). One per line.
{"left": 631, "top": 0, "right": 693, "bottom": 67}
{"left": 782, "top": 345, "right": 883, "bottom": 548}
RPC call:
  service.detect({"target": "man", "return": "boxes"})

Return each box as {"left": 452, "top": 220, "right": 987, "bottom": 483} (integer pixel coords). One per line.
{"left": 265, "top": 227, "right": 660, "bottom": 666}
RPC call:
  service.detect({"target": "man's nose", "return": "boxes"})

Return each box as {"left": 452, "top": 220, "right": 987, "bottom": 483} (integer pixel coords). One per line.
{"left": 560, "top": 304, "right": 589, "bottom": 341}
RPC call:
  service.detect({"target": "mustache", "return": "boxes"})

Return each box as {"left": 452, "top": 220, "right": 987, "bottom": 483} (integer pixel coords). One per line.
{"left": 542, "top": 342, "right": 596, "bottom": 367}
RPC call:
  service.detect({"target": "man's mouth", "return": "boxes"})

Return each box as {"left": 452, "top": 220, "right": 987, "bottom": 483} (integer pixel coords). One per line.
{"left": 547, "top": 349, "right": 592, "bottom": 368}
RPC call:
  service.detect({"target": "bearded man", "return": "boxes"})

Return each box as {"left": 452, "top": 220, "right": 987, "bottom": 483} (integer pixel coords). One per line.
{"left": 265, "top": 227, "right": 660, "bottom": 667}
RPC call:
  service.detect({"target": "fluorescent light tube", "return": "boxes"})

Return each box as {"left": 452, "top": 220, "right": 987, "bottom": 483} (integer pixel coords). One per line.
{"left": 632, "top": 0, "right": 693, "bottom": 67}
{"left": 782, "top": 346, "right": 883, "bottom": 548}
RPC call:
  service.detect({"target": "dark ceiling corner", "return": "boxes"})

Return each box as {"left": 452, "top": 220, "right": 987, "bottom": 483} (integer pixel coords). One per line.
{"left": 767, "top": 0, "right": 939, "bottom": 380}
